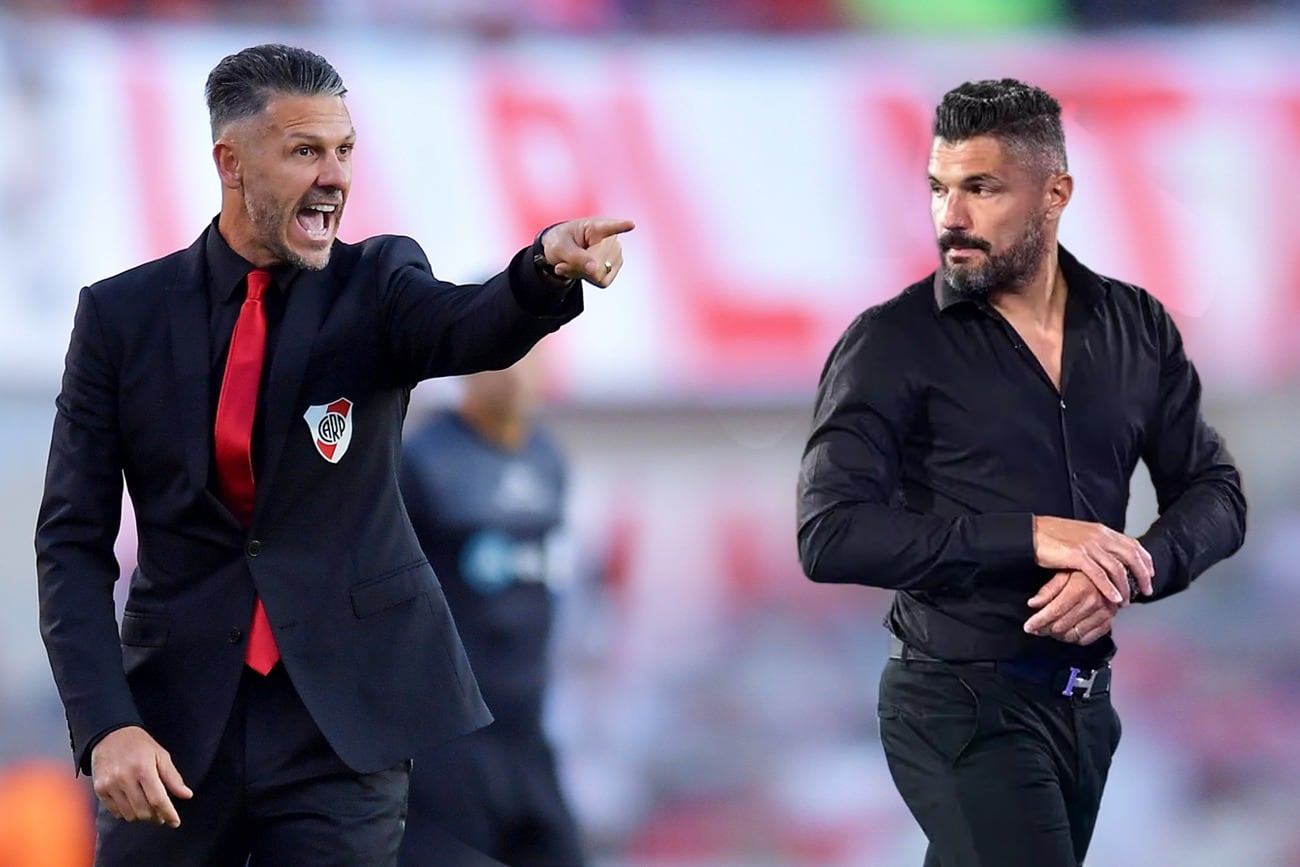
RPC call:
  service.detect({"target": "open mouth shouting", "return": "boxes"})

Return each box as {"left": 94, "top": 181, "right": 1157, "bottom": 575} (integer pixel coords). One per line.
{"left": 296, "top": 201, "right": 340, "bottom": 245}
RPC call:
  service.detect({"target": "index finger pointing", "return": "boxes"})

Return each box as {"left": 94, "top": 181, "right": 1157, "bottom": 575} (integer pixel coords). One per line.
{"left": 582, "top": 218, "right": 636, "bottom": 245}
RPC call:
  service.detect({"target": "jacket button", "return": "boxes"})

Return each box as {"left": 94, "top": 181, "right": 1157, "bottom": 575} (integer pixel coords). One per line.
{"left": 228, "top": 628, "right": 243, "bottom": 644}
{"left": 246, "top": 539, "right": 263, "bottom": 557}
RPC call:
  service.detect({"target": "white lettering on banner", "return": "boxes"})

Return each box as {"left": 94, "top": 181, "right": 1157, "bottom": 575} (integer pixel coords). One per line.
{"left": 3, "top": 25, "right": 1296, "bottom": 396}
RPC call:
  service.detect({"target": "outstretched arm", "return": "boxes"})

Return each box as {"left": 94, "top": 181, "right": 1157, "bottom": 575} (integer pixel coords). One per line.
{"left": 382, "top": 218, "right": 634, "bottom": 382}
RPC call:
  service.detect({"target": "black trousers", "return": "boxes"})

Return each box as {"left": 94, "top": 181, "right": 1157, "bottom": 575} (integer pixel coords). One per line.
{"left": 878, "top": 657, "right": 1122, "bottom": 867}
{"left": 94, "top": 664, "right": 411, "bottom": 867}
{"left": 397, "top": 725, "right": 584, "bottom": 867}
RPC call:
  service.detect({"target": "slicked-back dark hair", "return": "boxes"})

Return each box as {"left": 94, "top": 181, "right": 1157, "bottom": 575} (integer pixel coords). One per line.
{"left": 933, "top": 78, "right": 1067, "bottom": 177}
{"left": 205, "top": 44, "right": 346, "bottom": 141}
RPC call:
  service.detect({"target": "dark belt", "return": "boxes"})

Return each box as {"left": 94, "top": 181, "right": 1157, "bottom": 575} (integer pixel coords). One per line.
{"left": 887, "top": 634, "right": 1111, "bottom": 699}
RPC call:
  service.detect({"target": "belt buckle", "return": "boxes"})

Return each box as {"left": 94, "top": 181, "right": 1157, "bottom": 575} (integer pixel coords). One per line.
{"left": 1061, "top": 666, "right": 1098, "bottom": 698}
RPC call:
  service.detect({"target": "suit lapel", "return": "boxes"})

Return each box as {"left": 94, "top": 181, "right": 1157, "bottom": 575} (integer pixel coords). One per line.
{"left": 254, "top": 264, "right": 336, "bottom": 520}
{"left": 167, "top": 232, "right": 214, "bottom": 496}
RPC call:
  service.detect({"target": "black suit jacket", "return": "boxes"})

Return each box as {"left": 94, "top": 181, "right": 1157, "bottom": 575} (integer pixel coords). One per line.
{"left": 36, "top": 227, "right": 581, "bottom": 785}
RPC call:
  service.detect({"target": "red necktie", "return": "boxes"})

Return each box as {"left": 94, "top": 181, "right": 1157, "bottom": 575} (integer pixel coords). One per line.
{"left": 213, "top": 269, "right": 280, "bottom": 675}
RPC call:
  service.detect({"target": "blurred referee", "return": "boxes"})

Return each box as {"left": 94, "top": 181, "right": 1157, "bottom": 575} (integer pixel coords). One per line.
{"left": 797, "top": 79, "right": 1246, "bottom": 866}
{"left": 397, "top": 350, "right": 584, "bottom": 867}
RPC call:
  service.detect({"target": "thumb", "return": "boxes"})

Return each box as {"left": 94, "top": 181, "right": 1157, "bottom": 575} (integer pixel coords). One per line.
{"left": 1028, "top": 572, "right": 1069, "bottom": 608}
{"left": 158, "top": 754, "right": 193, "bottom": 800}
{"left": 582, "top": 218, "right": 636, "bottom": 246}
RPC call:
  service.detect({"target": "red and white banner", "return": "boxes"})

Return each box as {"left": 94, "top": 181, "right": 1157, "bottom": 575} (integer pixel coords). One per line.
{"left": 2, "top": 23, "right": 1296, "bottom": 398}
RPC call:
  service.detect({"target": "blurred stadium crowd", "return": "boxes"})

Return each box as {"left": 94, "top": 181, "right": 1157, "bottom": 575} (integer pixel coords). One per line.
{"left": 1, "top": 0, "right": 1299, "bottom": 31}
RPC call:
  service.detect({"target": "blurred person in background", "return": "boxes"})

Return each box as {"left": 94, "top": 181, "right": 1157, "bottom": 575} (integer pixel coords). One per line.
{"left": 397, "top": 348, "right": 585, "bottom": 867}
{"left": 35, "top": 42, "right": 630, "bottom": 867}
{"left": 797, "top": 78, "right": 1245, "bottom": 866}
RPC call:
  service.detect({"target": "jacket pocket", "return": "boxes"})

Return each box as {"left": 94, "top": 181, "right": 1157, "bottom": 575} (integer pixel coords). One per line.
{"left": 120, "top": 611, "right": 170, "bottom": 647}
{"left": 350, "top": 560, "right": 428, "bottom": 618}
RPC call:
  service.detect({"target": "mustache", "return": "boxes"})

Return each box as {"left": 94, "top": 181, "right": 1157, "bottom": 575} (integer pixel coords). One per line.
{"left": 299, "top": 188, "right": 344, "bottom": 208}
{"left": 938, "top": 231, "right": 991, "bottom": 253}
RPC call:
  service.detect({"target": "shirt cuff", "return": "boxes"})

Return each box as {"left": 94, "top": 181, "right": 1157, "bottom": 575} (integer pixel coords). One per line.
{"left": 508, "top": 226, "right": 581, "bottom": 317}
{"left": 969, "top": 511, "right": 1037, "bottom": 573}
{"left": 1135, "top": 531, "right": 1175, "bottom": 602}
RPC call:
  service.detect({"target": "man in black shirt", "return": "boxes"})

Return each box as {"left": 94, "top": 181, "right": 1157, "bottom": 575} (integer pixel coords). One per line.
{"left": 797, "top": 78, "right": 1245, "bottom": 866}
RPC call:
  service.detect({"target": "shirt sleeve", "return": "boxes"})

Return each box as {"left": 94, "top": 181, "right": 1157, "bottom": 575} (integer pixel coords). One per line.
{"left": 1135, "top": 300, "right": 1247, "bottom": 601}
{"left": 797, "top": 310, "right": 1036, "bottom": 592}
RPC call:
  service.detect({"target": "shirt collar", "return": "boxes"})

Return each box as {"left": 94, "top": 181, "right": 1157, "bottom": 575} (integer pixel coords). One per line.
{"left": 205, "top": 216, "right": 302, "bottom": 305}
{"left": 932, "top": 244, "right": 1110, "bottom": 314}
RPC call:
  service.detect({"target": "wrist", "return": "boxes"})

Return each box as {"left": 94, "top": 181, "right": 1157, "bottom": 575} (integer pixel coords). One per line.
{"left": 531, "top": 246, "right": 571, "bottom": 286}
{"left": 531, "top": 224, "right": 574, "bottom": 287}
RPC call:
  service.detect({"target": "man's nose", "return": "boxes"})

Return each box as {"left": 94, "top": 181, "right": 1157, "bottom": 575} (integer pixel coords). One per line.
{"left": 939, "top": 192, "right": 970, "bottom": 231}
{"left": 317, "top": 152, "right": 349, "bottom": 190}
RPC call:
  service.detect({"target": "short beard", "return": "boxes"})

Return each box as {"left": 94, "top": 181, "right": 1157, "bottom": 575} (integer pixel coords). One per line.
{"left": 939, "top": 214, "right": 1047, "bottom": 300}
{"left": 244, "top": 188, "right": 331, "bottom": 271}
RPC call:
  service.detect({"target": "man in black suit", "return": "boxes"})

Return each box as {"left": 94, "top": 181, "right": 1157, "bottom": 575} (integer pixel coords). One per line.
{"left": 35, "top": 43, "right": 632, "bottom": 866}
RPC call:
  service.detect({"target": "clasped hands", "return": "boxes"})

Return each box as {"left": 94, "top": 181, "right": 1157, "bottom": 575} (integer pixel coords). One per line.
{"left": 1025, "top": 515, "right": 1155, "bottom": 646}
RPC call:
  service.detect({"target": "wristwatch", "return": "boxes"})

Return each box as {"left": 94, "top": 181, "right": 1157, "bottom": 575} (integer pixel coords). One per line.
{"left": 532, "top": 246, "right": 563, "bottom": 282}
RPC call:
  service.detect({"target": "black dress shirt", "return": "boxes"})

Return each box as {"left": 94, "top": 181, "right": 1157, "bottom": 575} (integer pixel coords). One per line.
{"left": 797, "top": 246, "right": 1246, "bottom": 666}
{"left": 205, "top": 221, "right": 299, "bottom": 493}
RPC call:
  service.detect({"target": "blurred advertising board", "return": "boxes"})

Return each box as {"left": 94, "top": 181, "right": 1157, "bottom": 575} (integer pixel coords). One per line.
{"left": 1, "top": 24, "right": 1294, "bottom": 400}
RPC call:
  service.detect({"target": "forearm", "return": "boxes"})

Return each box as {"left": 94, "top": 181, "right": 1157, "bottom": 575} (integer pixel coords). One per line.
{"left": 37, "top": 485, "right": 143, "bottom": 770}
{"left": 385, "top": 239, "right": 582, "bottom": 381}
{"left": 1137, "top": 475, "right": 1246, "bottom": 602}
{"left": 38, "top": 555, "right": 143, "bottom": 771}
{"left": 797, "top": 504, "right": 1035, "bottom": 591}
{"left": 1136, "top": 298, "right": 1247, "bottom": 602}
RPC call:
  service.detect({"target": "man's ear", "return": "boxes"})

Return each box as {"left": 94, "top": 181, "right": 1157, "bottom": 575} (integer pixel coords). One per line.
{"left": 1044, "top": 171, "right": 1073, "bottom": 223}
{"left": 213, "top": 140, "right": 242, "bottom": 191}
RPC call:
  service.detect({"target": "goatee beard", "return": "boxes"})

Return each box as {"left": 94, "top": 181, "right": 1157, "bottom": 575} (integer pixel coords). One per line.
{"left": 245, "top": 191, "right": 332, "bottom": 271}
{"left": 940, "top": 216, "right": 1047, "bottom": 300}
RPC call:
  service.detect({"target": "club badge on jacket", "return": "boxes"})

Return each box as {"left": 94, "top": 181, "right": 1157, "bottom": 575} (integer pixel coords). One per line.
{"left": 303, "top": 398, "right": 353, "bottom": 463}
